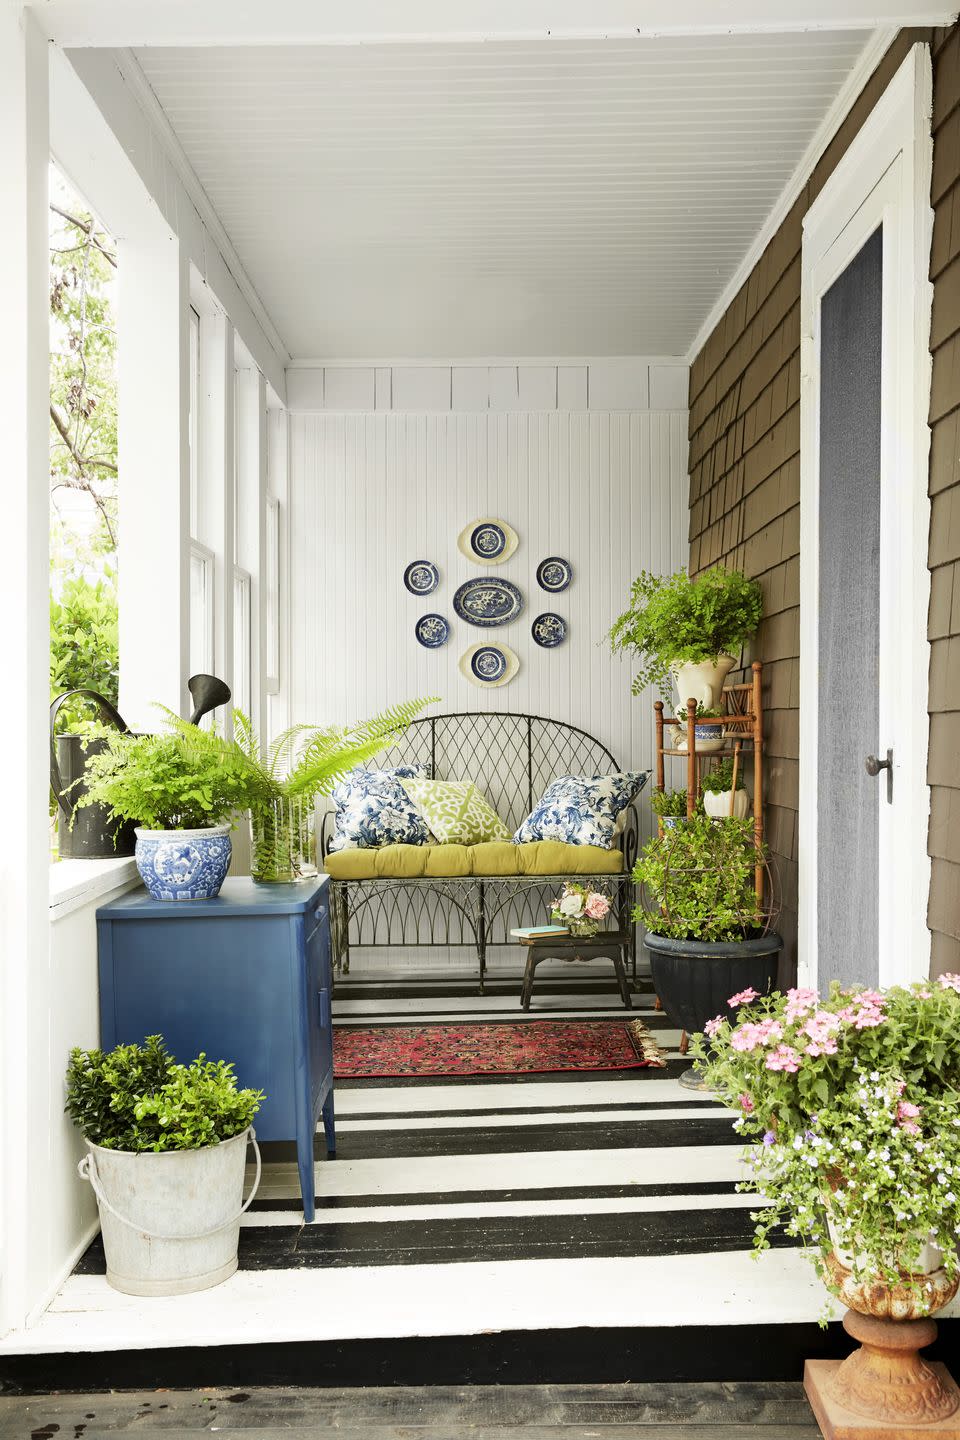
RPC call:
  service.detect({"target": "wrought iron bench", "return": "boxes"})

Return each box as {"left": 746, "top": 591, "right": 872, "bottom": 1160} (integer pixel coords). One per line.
{"left": 319, "top": 711, "right": 642, "bottom": 991}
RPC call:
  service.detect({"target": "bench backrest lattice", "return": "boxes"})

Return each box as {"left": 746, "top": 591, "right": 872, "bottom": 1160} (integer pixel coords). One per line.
{"left": 369, "top": 712, "right": 622, "bottom": 834}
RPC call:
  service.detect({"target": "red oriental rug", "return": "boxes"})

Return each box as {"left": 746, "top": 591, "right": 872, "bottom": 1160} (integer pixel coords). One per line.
{"left": 333, "top": 1019, "right": 666, "bottom": 1078}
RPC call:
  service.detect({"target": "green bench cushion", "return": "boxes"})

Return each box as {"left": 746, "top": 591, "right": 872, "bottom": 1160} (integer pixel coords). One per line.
{"left": 324, "top": 839, "right": 625, "bottom": 881}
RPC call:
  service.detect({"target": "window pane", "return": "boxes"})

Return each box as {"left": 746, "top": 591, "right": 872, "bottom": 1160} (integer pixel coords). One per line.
{"left": 265, "top": 497, "right": 280, "bottom": 690}
{"left": 190, "top": 545, "right": 214, "bottom": 677}
{"left": 188, "top": 307, "right": 200, "bottom": 538}
{"left": 233, "top": 567, "right": 252, "bottom": 717}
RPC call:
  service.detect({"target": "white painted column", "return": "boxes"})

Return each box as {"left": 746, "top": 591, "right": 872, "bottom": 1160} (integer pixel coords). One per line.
{"left": 0, "top": 4, "right": 49, "bottom": 1337}
{"left": 117, "top": 230, "right": 191, "bottom": 727}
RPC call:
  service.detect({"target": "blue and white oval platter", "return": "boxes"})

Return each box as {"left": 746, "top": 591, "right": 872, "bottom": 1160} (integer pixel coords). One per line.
{"left": 403, "top": 560, "right": 440, "bottom": 596}
{"left": 415, "top": 613, "right": 450, "bottom": 649}
{"left": 453, "top": 577, "right": 523, "bottom": 627}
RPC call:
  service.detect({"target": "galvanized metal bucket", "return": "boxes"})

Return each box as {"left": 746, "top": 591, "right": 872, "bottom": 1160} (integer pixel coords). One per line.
{"left": 78, "top": 1128, "right": 260, "bottom": 1296}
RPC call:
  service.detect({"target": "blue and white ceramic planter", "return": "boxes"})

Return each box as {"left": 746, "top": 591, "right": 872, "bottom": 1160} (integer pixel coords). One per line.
{"left": 134, "top": 825, "right": 232, "bottom": 901}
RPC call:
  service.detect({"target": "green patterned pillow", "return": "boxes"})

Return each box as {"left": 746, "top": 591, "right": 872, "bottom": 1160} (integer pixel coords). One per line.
{"left": 399, "top": 778, "right": 511, "bottom": 846}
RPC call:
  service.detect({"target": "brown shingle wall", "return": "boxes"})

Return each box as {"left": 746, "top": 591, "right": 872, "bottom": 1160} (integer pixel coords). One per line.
{"left": 687, "top": 30, "right": 929, "bottom": 978}
{"left": 927, "top": 24, "right": 960, "bottom": 977}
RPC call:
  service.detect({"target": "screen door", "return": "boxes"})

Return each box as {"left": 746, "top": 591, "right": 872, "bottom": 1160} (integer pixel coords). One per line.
{"left": 816, "top": 227, "right": 883, "bottom": 988}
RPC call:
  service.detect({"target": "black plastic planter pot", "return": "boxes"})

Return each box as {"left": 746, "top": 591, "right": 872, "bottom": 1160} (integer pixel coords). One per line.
{"left": 644, "top": 929, "right": 783, "bottom": 1041}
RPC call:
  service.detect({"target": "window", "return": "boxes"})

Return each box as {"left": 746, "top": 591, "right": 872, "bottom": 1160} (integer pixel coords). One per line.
{"left": 233, "top": 566, "right": 252, "bottom": 718}
{"left": 189, "top": 542, "right": 215, "bottom": 678}
{"left": 188, "top": 306, "right": 200, "bottom": 538}
{"left": 265, "top": 496, "right": 280, "bottom": 692}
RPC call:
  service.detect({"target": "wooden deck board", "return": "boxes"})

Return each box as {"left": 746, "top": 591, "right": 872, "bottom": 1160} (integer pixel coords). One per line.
{"left": 0, "top": 1383, "right": 821, "bottom": 1435}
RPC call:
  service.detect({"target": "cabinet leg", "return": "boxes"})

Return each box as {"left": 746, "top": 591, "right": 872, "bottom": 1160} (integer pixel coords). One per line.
{"left": 322, "top": 1092, "right": 336, "bottom": 1157}
{"left": 297, "top": 1128, "right": 316, "bottom": 1224}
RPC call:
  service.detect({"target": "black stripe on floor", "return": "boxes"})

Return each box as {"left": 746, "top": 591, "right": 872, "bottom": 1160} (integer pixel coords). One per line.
{"left": 75, "top": 1205, "right": 789, "bottom": 1275}
{"left": 337, "top": 1099, "right": 719, "bottom": 1121}
{"left": 246, "top": 1180, "right": 743, "bottom": 1212}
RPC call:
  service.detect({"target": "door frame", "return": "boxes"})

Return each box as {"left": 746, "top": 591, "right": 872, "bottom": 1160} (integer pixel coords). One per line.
{"left": 798, "top": 44, "right": 934, "bottom": 992}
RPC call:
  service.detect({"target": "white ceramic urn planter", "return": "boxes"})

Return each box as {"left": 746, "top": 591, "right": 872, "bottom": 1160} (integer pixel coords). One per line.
{"left": 704, "top": 788, "right": 751, "bottom": 819}
{"left": 672, "top": 655, "right": 735, "bottom": 712}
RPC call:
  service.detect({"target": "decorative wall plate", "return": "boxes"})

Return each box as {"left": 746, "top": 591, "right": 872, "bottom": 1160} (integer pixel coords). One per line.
{"left": 536, "top": 557, "right": 572, "bottom": 593}
{"left": 459, "top": 642, "right": 519, "bottom": 689}
{"left": 457, "top": 517, "right": 518, "bottom": 566}
{"left": 532, "top": 613, "right": 567, "bottom": 648}
{"left": 404, "top": 560, "right": 440, "bottom": 596}
{"left": 453, "top": 576, "right": 524, "bottom": 627}
{"left": 415, "top": 614, "right": 450, "bottom": 649}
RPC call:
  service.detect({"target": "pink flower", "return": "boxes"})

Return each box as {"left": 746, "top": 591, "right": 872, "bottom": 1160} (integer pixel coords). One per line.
{"left": 584, "top": 893, "right": 610, "bottom": 920}
{"left": 730, "top": 1018, "right": 783, "bottom": 1052}
{"left": 801, "top": 1010, "right": 841, "bottom": 1056}
{"left": 765, "top": 1044, "right": 801, "bottom": 1073}
{"left": 897, "top": 1100, "right": 922, "bottom": 1135}
{"left": 784, "top": 987, "right": 819, "bottom": 1020}
{"left": 938, "top": 973, "right": 960, "bottom": 994}
{"left": 738, "top": 1093, "right": 755, "bottom": 1113}
{"left": 853, "top": 1007, "right": 885, "bottom": 1029}
{"left": 728, "top": 987, "right": 759, "bottom": 1007}
{"left": 704, "top": 1015, "right": 724, "bottom": 1038}
{"left": 804, "top": 1038, "right": 838, "bottom": 1057}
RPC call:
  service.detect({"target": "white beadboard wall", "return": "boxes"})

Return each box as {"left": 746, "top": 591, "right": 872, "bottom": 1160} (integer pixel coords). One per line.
{"left": 288, "top": 408, "right": 689, "bottom": 840}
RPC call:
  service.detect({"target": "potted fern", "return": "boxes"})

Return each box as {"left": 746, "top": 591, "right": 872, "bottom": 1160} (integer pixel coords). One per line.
{"left": 77, "top": 712, "right": 257, "bottom": 900}
{"left": 234, "top": 699, "right": 436, "bottom": 882}
{"left": 608, "top": 565, "right": 762, "bottom": 708}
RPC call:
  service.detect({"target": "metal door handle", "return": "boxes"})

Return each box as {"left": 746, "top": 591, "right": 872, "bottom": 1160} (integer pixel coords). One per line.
{"left": 865, "top": 749, "right": 893, "bottom": 803}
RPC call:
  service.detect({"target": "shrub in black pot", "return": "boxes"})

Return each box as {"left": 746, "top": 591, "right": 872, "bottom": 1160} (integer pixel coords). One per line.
{"left": 633, "top": 815, "right": 781, "bottom": 1084}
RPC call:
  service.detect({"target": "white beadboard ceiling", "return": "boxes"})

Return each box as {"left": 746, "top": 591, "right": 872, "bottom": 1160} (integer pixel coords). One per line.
{"left": 134, "top": 32, "right": 874, "bottom": 359}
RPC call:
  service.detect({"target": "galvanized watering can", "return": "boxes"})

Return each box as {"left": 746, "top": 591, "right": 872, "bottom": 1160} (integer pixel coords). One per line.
{"left": 50, "top": 688, "right": 137, "bottom": 859}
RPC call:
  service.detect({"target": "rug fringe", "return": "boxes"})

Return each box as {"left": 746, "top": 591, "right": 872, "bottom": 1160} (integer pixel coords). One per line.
{"left": 627, "top": 1018, "right": 668, "bottom": 1069}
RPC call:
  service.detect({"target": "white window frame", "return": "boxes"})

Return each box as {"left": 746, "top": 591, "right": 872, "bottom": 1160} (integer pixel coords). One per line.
{"left": 233, "top": 564, "right": 252, "bottom": 718}
{"left": 189, "top": 540, "right": 215, "bottom": 678}
{"left": 265, "top": 494, "right": 280, "bottom": 693}
{"left": 798, "top": 45, "right": 934, "bottom": 990}
{"left": 188, "top": 304, "right": 201, "bottom": 539}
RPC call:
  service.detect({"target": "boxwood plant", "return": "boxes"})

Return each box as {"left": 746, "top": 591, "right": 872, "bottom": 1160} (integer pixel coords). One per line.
{"left": 66, "top": 1034, "right": 263, "bottom": 1152}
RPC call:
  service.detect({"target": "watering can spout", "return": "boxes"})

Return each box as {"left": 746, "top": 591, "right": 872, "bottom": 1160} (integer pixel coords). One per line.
{"left": 188, "top": 674, "right": 231, "bottom": 727}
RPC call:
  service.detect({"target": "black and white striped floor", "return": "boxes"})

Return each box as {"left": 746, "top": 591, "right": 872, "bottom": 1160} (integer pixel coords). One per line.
{"left": 17, "top": 956, "right": 951, "bottom": 1391}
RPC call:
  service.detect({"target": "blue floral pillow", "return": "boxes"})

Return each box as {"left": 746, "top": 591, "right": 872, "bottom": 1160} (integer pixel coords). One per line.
{"left": 514, "top": 771, "right": 649, "bottom": 848}
{"left": 329, "top": 765, "right": 431, "bottom": 852}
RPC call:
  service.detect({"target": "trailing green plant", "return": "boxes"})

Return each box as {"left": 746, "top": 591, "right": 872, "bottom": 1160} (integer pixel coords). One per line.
{"left": 633, "top": 814, "right": 766, "bottom": 942}
{"left": 701, "top": 758, "right": 746, "bottom": 795}
{"left": 76, "top": 708, "right": 257, "bottom": 830}
{"left": 232, "top": 698, "right": 437, "bottom": 881}
{"left": 650, "top": 788, "right": 690, "bottom": 819}
{"left": 608, "top": 567, "right": 763, "bottom": 700}
{"left": 691, "top": 977, "right": 960, "bottom": 1315}
{"left": 65, "top": 1034, "right": 263, "bottom": 1152}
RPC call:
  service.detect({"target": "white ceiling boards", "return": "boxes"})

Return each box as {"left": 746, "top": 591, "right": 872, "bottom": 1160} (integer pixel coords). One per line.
{"left": 131, "top": 32, "right": 874, "bottom": 359}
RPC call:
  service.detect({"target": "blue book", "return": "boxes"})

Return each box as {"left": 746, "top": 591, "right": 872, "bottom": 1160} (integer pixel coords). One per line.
{"left": 511, "top": 924, "right": 570, "bottom": 939}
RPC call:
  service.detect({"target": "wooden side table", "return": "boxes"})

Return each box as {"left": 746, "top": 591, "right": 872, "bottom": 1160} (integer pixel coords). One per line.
{"left": 97, "top": 875, "right": 334, "bottom": 1221}
{"left": 519, "top": 932, "right": 633, "bottom": 1011}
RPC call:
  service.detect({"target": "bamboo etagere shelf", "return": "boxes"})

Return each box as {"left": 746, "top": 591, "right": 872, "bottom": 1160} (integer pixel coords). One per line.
{"left": 653, "top": 659, "right": 765, "bottom": 903}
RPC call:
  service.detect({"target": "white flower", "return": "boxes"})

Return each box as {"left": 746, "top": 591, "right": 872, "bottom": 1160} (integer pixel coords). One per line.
{"left": 946, "top": 1192, "right": 957, "bottom": 1204}
{"left": 851, "top": 1140, "right": 863, "bottom": 1152}
{"left": 558, "top": 894, "right": 583, "bottom": 917}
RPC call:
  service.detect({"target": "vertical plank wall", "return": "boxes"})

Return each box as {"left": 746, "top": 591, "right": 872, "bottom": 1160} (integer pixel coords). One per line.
{"left": 288, "top": 410, "right": 689, "bottom": 846}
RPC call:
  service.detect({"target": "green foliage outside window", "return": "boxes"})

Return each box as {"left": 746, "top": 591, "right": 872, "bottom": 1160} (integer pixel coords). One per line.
{"left": 66, "top": 1034, "right": 263, "bottom": 1153}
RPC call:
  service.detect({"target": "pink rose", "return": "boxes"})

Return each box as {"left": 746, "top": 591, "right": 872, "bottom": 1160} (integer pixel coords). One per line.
{"left": 727, "top": 987, "right": 758, "bottom": 1007}
{"left": 584, "top": 893, "right": 610, "bottom": 920}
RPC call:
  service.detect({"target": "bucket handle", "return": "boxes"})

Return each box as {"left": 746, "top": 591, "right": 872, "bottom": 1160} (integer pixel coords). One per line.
{"left": 77, "top": 1129, "right": 262, "bottom": 1241}
{"left": 50, "top": 688, "right": 130, "bottom": 819}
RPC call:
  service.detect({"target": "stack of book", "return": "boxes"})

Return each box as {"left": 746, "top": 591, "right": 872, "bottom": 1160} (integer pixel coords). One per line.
{"left": 510, "top": 924, "right": 570, "bottom": 940}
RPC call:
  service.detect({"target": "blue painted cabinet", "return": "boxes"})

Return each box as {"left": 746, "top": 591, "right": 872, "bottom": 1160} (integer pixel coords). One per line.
{"left": 97, "top": 875, "right": 334, "bottom": 1221}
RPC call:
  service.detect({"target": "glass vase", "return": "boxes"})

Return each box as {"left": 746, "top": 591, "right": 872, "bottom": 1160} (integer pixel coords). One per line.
{"left": 250, "top": 797, "right": 317, "bottom": 883}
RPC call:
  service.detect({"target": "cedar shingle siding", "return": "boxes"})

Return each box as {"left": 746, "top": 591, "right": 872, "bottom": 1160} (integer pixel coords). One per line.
{"left": 687, "top": 28, "right": 958, "bottom": 979}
